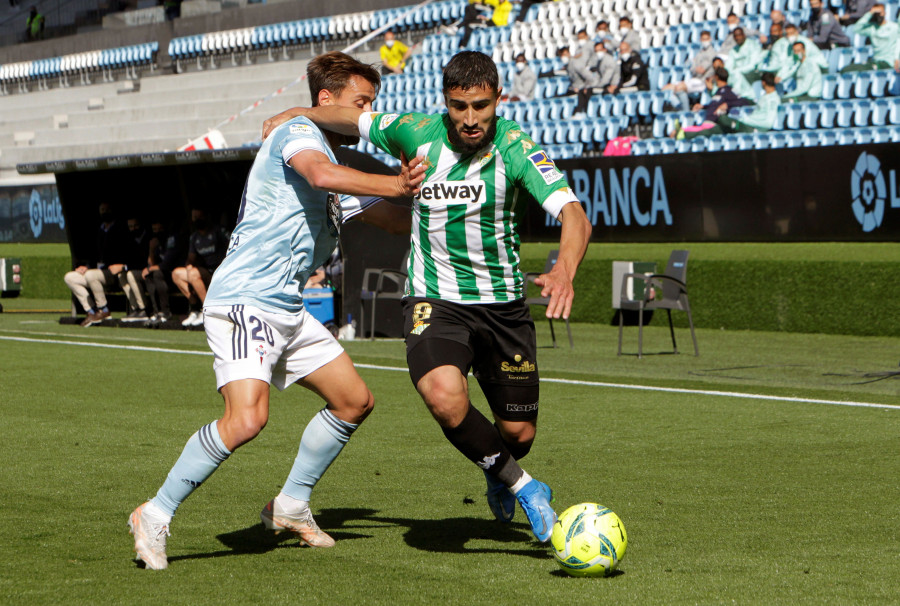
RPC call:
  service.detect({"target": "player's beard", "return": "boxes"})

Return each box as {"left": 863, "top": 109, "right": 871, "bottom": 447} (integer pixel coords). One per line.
{"left": 448, "top": 116, "right": 498, "bottom": 154}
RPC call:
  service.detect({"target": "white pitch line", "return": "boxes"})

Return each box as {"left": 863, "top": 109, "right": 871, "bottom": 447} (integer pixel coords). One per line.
{"left": 3, "top": 335, "right": 898, "bottom": 411}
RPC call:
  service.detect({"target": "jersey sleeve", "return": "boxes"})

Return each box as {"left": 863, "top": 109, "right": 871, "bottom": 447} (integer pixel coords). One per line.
{"left": 339, "top": 194, "right": 384, "bottom": 223}
{"left": 359, "top": 111, "right": 434, "bottom": 160}
{"left": 274, "top": 117, "right": 331, "bottom": 165}
{"left": 507, "top": 132, "right": 579, "bottom": 218}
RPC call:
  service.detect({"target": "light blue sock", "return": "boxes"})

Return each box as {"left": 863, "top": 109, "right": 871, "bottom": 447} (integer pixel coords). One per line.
{"left": 281, "top": 408, "right": 357, "bottom": 502}
{"left": 151, "top": 421, "right": 231, "bottom": 518}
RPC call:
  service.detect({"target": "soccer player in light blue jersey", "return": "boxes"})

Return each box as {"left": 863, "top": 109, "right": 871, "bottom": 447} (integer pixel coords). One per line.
{"left": 128, "top": 52, "right": 424, "bottom": 570}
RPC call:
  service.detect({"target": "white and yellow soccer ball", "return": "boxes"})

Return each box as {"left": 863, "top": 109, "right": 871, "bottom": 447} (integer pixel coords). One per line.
{"left": 550, "top": 503, "right": 627, "bottom": 577}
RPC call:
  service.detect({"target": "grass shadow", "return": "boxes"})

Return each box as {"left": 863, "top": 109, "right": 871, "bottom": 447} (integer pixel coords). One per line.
{"left": 165, "top": 507, "right": 548, "bottom": 563}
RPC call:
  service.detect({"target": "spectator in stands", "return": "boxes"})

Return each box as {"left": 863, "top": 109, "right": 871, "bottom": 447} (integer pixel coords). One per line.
{"left": 662, "top": 29, "right": 717, "bottom": 110}
{"left": 721, "top": 12, "right": 760, "bottom": 55}
{"left": 842, "top": 3, "right": 900, "bottom": 72}
{"left": 806, "top": 0, "right": 851, "bottom": 49}
{"left": 380, "top": 31, "right": 411, "bottom": 75}
{"left": 760, "top": 10, "right": 786, "bottom": 46}
{"left": 172, "top": 208, "right": 228, "bottom": 328}
{"left": 568, "top": 31, "right": 599, "bottom": 116}
{"left": 617, "top": 16, "right": 641, "bottom": 52}
{"left": 677, "top": 72, "right": 779, "bottom": 139}
{"left": 617, "top": 40, "right": 649, "bottom": 92}
{"left": 725, "top": 28, "right": 763, "bottom": 100}
{"left": 595, "top": 20, "right": 614, "bottom": 51}
{"left": 63, "top": 202, "right": 132, "bottom": 327}
{"left": 678, "top": 67, "right": 753, "bottom": 130}
{"left": 143, "top": 220, "right": 186, "bottom": 327}
{"left": 762, "top": 21, "right": 784, "bottom": 51}
{"left": 458, "top": 0, "right": 491, "bottom": 47}
{"left": 121, "top": 216, "right": 151, "bottom": 324}
{"left": 25, "top": 6, "right": 44, "bottom": 41}
{"left": 516, "top": 0, "right": 548, "bottom": 22}
{"left": 764, "top": 23, "right": 828, "bottom": 80}
{"left": 839, "top": 0, "right": 876, "bottom": 25}
{"left": 485, "top": 0, "right": 514, "bottom": 27}
{"left": 590, "top": 41, "right": 620, "bottom": 95}
{"left": 539, "top": 46, "right": 570, "bottom": 78}
{"left": 781, "top": 41, "right": 824, "bottom": 101}
{"left": 505, "top": 53, "right": 537, "bottom": 101}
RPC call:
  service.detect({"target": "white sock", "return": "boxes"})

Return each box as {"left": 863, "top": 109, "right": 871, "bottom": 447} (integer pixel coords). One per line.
{"left": 143, "top": 499, "right": 172, "bottom": 524}
{"left": 510, "top": 471, "right": 533, "bottom": 495}
{"left": 275, "top": 492, "right": 309, "bottom": 515}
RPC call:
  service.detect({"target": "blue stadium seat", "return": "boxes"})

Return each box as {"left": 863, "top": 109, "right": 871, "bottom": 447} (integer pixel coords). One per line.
{"left": 720, "top": 136, "right": 740, "bottom": 151}
{"left": 821, "top": 74, "right": 838, "bottom": 100}
{"left": 752, "top": 132, "right": 771, "bottom": 149}
{"left": 782, "top": 103, "right": 803, "bottom": 130}
{"left": 835, "top": 100, "right": 855, "bottom": 127}
{"left": 818, "top": 101, "right": 837, "bottom": 128}
{"left": 631, "top": 140, "right": 649, "bottom": 156}
{"left": 853, "top": 100, "right": 872, "bottom": 126}
{"left": 785, "top": 132, "right": 805, "bottom": 147}
{"left": 802, "top": 101, "right": 821, "bottom": 129}
{"left": 817, "top": 128, "right": 838, "bottom": 146}
{"left": 872, "top": 127, "right": 892, "bottom": 143}
{"left": 890, "top": 125, "right": 900, "bottom": 142}
{"left": 705, "top": 134, "right": 725, "bottom": 152}
{"left": 855, "top": 127, "right": 874, "bottom": 144}
{"left": 888, "top": 97, "right": 900, "bottom": 125}
{"left": 869, "top": 69, "right": 891, "bottom": 97}
{"left": 768, "top": 132, "right": 787, "bottom": 148}
{"left": 835, "top": 73, "right": 854, "bottom": 99}
{"left": 659, "top": 139, "right": 678, "bottom": 154}
{"left": 853, "top": 70, "right": 873, "bottom": 98}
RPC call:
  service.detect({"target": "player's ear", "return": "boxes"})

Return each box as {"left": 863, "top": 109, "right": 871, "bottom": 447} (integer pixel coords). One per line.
{"left": 494, "top": 87, "right": 503, "bottom": 107}
{"left": 318, "top": 89, "right": 333, "bottom": 107}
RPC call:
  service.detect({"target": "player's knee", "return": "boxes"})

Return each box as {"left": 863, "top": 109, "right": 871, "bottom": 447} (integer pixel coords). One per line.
{"left": 225, "top": 411, "right": 267, "bottom": 447}
{"left": 419, "top": 377, "right": 468, "bottom": 424}
{"left": 504, "top": 433, "right": 534, "bottom": 460}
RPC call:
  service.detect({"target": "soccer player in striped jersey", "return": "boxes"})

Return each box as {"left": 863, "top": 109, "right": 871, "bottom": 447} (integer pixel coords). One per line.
{"left": 127, "top": 52, "right": 425, "bottom": 570}
{"left": 262, "top": 51, "right": 592, "bottom": 543}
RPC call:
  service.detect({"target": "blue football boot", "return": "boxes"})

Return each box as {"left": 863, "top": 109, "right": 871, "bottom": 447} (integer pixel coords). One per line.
{"left": 515, "top": 479, "right": 557, "bottom": 543}
{"left": 484, "top": 471, "right": 516, "bottom": 523}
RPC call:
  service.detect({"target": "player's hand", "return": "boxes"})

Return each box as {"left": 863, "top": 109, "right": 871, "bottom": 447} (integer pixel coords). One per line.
{"left": 533, "top": 268, "right": 575, "bottom": 320}
{"left": 76, "top": 265, "right": 87, "bottom": 274}
{"left": 262, "top": 107, "right": 308, "bottom": 140}
{"left": 395, "top": 152, "right": 426, "bottom": 197}
{"left": 141, "top": 267, "right": 149, "bottom": 278}
{"left": 108, "top": 263, "right": 125, "bottom": 275}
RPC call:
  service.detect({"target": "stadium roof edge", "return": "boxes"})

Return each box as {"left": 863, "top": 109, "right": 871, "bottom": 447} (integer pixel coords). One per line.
{"left": 16, "top": 146, "right": 261, "bottom": 175}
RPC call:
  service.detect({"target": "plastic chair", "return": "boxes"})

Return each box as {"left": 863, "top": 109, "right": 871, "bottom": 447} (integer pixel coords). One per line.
{"left": 835, "top": 100, "right": 855, "bottom": 128}
{"left": 783, "top": 103, "right": 804, "bottom": 130}
{"left": 358, "top": 250, "right": 408, "bottom": 340}
{"left": 525, "top": 250, "right": 573, "bottom": 348}
{"left": 617, "top": 250, "right": 698, "bottom": 358}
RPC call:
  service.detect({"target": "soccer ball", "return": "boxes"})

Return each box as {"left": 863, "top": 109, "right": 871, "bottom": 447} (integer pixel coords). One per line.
{"left": 550, "top": 503, "right": 627, "bottom": 577}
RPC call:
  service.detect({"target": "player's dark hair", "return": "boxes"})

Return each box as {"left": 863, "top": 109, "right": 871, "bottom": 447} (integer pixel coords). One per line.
{"left": 700, "top": 29, "right": 711, "bottom": 36}
{"left": 442, "top": 51, "right": 499, "bottom": 93}
{"left": 619, "top": 15, "right": 631, "bottom": 23}
{"left": 307, "top": 51, "right": 381, "bottom": 107}
{"left": 761, "top": 71, "right": 776, "bottom": 87}
{"left": 784, "top": 22, "right": 798, "bottom": 30}
{"left": 715, "top": 66, "right": 729, "bottom": 82}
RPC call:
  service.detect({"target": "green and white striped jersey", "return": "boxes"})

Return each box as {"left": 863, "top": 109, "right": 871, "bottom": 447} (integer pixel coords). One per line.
{"left": 361, "top": 111, "right": 577, "bottom": 304}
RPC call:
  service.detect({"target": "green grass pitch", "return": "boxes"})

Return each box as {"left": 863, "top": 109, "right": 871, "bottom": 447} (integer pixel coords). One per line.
{"left": 1, "top": 314, "right": 899, "bottom": 604}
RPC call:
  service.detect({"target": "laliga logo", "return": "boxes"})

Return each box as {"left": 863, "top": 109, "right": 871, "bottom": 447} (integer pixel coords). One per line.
{"left": 29, "top": 189, "right": 65, "bottom": 239}
{"left": 850, "top": 152, "right": 886, "bottom": 233}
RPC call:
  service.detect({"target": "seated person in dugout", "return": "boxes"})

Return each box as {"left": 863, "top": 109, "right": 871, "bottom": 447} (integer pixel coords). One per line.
{"left": 172, "top": 207, "right": 229, "bottom": 328}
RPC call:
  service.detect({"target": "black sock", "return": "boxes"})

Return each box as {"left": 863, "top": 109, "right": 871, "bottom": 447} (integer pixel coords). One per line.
{"left": 442, "top": 404, "right": 525, "bottom": 486}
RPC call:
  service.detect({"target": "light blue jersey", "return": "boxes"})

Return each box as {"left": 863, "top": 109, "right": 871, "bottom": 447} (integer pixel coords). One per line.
{"left": 205, "top": 116, "right": 376, "bottom": 314}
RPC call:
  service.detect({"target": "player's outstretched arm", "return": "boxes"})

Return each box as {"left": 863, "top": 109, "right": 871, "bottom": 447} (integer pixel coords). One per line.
{"left": 533, "top": 201, "right": 592, "bottom": 319}
{"left": 263, "top": 106, "right": 365, "bottom": 140}
{"left": 290, "top": 149, "right": 424, "bottom": 199}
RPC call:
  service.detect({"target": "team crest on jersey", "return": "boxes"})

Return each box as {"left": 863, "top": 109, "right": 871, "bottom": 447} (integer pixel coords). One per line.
{"left": 256, "top": 344, "right": 267, "bottom": 364}
{"left": 326, "top": 193, "right": 341, "bottom": 237}
{"left": 379, "top": 113, "right": 399, "bottom": 130}
{"left": 414, "top": 117, "right": 433, "bottom": 131}
{"left": 416, "top": 180, "right": 486, "bottom": 204}
{"left": 527, "top": 150, "right": 564, "bottom": 185}
{"left": 289, "top": 123, "right": 315, "bottom": 136}
{"left": 475, "top": 148, "right": 495, "bottom": 169}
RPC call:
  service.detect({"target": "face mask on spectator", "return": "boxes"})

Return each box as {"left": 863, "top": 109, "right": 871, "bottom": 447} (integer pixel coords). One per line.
{"left": 728, "top": 22, "right": 737, "bottom": 31}
{"left": 787, "top": 34, "right": 798, "bottom": 42}
{"left": 872, "top": 13, "right": 884, "bottom": 24}
{"left": 385, "top": 39, "right": 395, "bottom": 48}
{"left": 515, "top": 61, "right": 526, "bottom": 72}
{"left": 811, "top": 7, "right": 821, "bottom": 15}
{"left": 560, "top": 55, "right": 569, "bottom": 65}
{"left": 619, "top": 26, "right": 630, "bottom": 34}
{"left": 701, "top": 40, "right": 711, "bottom": 49}
{"left": 596, "top": 51, "right": 605, "bottom": 59}
{"left": 620, "top": 52, "right": 631, "bottom": 61}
